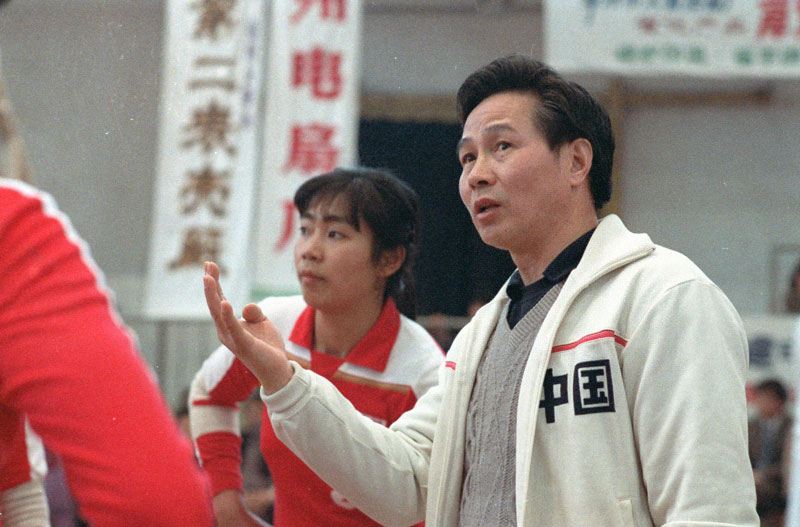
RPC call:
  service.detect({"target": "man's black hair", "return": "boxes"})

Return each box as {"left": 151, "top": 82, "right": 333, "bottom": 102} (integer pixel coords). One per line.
{"left": 457, "top": 55, "right": 614, "bottom": 210}
{"left": 757, "top": 378, "right": 788, "bottom": 403}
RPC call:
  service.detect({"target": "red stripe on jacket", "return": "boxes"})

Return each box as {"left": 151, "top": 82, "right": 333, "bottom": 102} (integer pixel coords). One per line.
{"left": 551, "top": 330, "right": 628, "bottom": 353}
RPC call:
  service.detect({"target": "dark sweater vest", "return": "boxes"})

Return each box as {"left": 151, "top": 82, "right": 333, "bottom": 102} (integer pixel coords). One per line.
{"left": 459, "top": 283, "right": 563, "bottom": 526}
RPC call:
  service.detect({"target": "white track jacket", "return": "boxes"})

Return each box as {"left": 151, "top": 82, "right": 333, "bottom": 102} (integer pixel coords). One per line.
{"left": 264, "top": 214, "right": 759, "bottom": 527}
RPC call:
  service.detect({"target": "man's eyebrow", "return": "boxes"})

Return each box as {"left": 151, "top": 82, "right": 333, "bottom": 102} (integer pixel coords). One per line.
{"left": 484, "top": 123, "right": 516, "bottom": 136}
{"left": 456, "top": 137, "right": 471, "bottom": 156}
{"left": 456, "top": 123, "right": 517, "bottom": 155}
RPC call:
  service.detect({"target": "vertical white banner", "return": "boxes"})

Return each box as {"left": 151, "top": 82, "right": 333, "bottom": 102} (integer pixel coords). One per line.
{"left": 144, "top": 0, "right": 266, "bottom": 319}
{"left": 254, "top": 0, "right": 363, "bottom": 297}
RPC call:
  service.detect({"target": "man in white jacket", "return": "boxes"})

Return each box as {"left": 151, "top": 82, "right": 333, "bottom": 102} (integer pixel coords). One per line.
{"left": 203, "top": 55, "right": 759, "bottom": 526}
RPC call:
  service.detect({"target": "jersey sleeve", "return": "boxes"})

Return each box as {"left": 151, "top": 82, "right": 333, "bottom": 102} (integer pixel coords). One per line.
{"left": 0, "top": 181, "right": 214, "bottom": 527}
{"left": 189, "top": 344, "right": 261, "bottom": 496}
{"left": 411, "top": 332, "right": 445, "bottom": 400}
{"left": 0, "top": 412, "right": 49, "bottom": 527}
{"left": 0, "top": 411, "right": 46, "bottom": 493}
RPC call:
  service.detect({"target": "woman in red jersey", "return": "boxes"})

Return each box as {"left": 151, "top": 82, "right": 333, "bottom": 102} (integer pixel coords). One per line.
{"left": 190, "top": 168, "right": 443, "bottom": 527}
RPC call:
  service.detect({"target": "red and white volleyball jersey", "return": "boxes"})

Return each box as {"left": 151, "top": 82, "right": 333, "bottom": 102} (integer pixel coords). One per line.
{"left": 191, "top": 295, "right": 443, "bottom": 526}
{"left": 0, "top": 180, "right": 213, "bottom": 526}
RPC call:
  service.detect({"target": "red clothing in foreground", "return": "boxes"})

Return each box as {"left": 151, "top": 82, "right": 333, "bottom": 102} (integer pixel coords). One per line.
{"left": 0, "top": 180, "right": 213, "bottom": 526}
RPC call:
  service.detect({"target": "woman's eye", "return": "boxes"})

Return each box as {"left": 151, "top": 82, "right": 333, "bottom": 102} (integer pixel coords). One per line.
{"left": 460, "top": 153, "right": 475, "bottom": 166}
{"left": 299, "top": 226, "right": 309, "bottom": 235}
{"left": 328, "top": 230, "right": 343, "bottom": 239}
{"left": 497, "top": 141, "right": 511, "bottom": 151}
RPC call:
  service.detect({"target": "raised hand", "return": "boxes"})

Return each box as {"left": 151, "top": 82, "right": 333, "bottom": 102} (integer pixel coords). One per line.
{"left": 203, "top": 262, "right": 294, "bottom": 394}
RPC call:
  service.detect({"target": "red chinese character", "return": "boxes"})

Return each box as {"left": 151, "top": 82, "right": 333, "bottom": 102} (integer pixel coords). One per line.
{"left": 757, "top": 0, "right": 789, "bottom": 38}
{"left": 292, "top": 47, "right": 343, "bottom": 100}
{"left": 274, "top": 200, "right": 297, "bottom": 252}
{"left": 290, "top": 0, "right": 346, "bottom": 24}
{"left": 284, "top": 123, "right": 340, "bottom": 174}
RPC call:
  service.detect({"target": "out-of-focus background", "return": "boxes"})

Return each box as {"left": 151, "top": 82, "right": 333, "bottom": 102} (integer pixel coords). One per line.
{"left": 2, "top": 2, "right": 800, "bottom": 525}
{"left": 1, "top": 0, "right": 798, "bottom": 405}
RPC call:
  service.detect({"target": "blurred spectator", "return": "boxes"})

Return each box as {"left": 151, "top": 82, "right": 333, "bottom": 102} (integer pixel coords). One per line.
{"left": 240, "top": 393, "right": 274, "bottom": 524}
{"left": 466, "top": 295, "right": 490, "bottom": 318}
{"left": 44, "top": 449, "right": 84, "bottom": 527}
{"left": 748, "top": 378, "right": 792, "bottom": 526}
{"left": 786, "top": 260, "right": 800, "bottom": 313}
{"left": 174, "top": 388, "right": 192, "bottom": 440}
{"left": 425, "top": 312, "right": 456, "bottom": 349}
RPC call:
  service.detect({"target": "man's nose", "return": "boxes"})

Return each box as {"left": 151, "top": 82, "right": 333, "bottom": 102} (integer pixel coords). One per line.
{"left": 466, "top": 155, "right": 494, "bottom": 188}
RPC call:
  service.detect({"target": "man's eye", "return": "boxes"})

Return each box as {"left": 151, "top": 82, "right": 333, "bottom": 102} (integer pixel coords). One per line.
{"left": 497, "top": 141, "right": 511, "bottom": 151}
{"left": 460, "top": 153, "right": 475, "bottom": 166}
{"left": 299, "top": 226, "right": 309, "bottom": 235}
{"left": 328, "top": 231, "right": 344, "bottom": 239}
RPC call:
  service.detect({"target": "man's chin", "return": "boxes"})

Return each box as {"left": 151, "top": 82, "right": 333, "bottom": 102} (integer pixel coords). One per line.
{"left": 474, "top": 226, "right": 508, "bottom": 251}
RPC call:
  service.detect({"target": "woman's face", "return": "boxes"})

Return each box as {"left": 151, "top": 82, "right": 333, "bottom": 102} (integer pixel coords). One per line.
{"left": 293, "top": 196, "right": 391, "bottom": 312}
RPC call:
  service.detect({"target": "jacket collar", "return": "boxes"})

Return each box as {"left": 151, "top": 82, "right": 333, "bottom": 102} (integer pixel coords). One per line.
{"left": 288, "top": 298, "right": 401, "bottom": 373}
{"left": 478, "top": 215, "right": 655, "bottom": 324}
{"left": 570, "top": 214, "right": 655, "bottom": 287}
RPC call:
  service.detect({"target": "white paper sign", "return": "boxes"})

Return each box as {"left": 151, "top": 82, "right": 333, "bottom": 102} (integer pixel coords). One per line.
{"left": 545, "top": 0, "right": 800, "bottom": 78}
{"left": 145, "top": 0, "right": 266, "bottom": 319}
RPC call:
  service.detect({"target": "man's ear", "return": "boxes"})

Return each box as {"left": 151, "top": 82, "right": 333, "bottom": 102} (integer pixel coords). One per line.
{"left": 378, "top": 246, "right": 406, "bottom": 278}
{"left": 565, "top": 138, "right": 593, "bottom": 188}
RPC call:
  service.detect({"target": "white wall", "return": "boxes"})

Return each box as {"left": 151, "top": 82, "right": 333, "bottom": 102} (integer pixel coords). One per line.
{"left": 0, "top": 1, "right": 164, "bottom": 278}
{"left": 620, "top": 101, "right": 800, "bottom": 314}
{"left": 361, "top": 9, "right": 542, "bottom": 96}
{"left": 2, "top": 1, "right": 799, "bottom": 403}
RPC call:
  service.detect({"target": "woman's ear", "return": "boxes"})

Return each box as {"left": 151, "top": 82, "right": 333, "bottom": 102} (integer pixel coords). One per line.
{"left": 378, "top": 246, "right": 406, "bottom": 278}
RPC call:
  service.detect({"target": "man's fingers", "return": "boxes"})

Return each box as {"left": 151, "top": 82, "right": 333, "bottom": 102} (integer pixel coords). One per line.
{"left": 242, "top": 303, "right": 266, "bottom": 323}
{"left": 220, "top": 300, "right": 254, "bottom": 353}
{"left": 205, "top": 261, "right": 226, "bottom": 302}
{"left": 203, "top": 274, "right": 223, "bottom": 321}
{"left": 205, "top": 261, "right": 220, "bottom": 281}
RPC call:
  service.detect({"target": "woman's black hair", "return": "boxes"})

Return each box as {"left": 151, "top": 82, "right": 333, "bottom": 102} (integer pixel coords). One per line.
{"left": 293, "top": 167, "right": 421, "bottom": 319}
